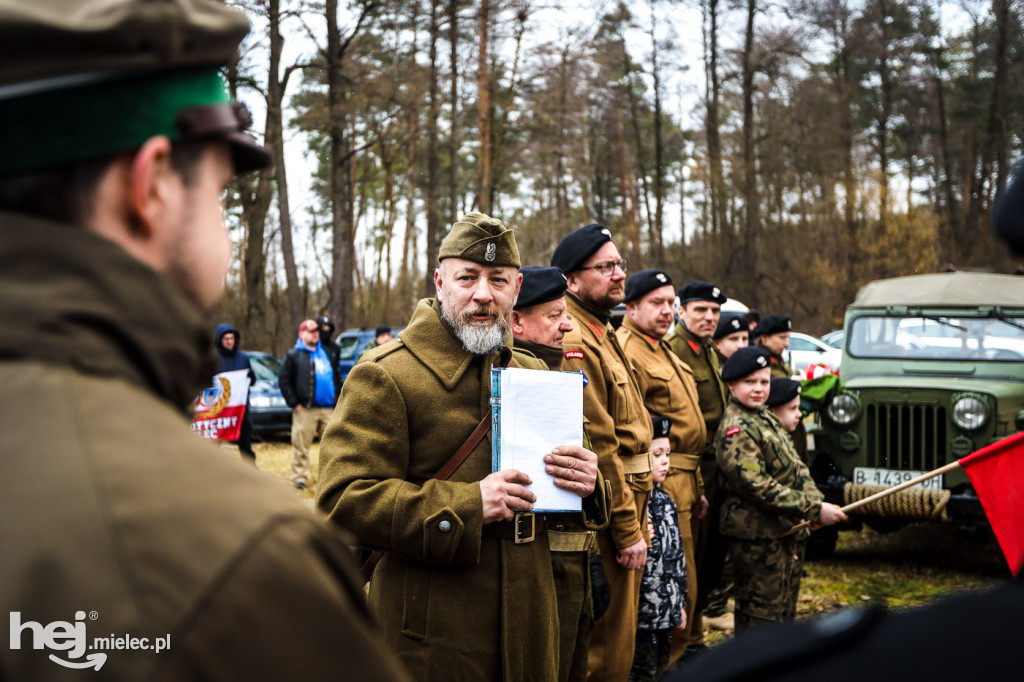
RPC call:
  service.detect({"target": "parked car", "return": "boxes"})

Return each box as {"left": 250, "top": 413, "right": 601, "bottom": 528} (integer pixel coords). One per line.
{"left": 785, "top": 332, "right": 843, "bottom": 375}
{"left": 809, "top": 272, "right": 1024, "bottom": 556}
{"left": 821, "top": 329, "right": 844, "bottom": 348}
{"left": 246, "top": 351, "right": 292, "bottom": 435}
{"left": 336, "top": 327, "right": 404, "bottom": 382}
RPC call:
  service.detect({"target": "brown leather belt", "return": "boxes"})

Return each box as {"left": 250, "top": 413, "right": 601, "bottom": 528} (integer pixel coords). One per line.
{"left": 482, "top": 512, "right": 546, "bottom": 543}
{"left": 621, "top": 451, "right": 653, "bottom": 475}
{"left": 670, "top": 452, "right": 702, "bottom": 471}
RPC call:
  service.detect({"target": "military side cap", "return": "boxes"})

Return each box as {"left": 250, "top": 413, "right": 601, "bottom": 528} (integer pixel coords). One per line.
{"left": 624, "top": 269, "right": 673, "bottom": 303}
{"left": 714, "top": 312, "right": 750, "bottom": 340}
{"left": 0, "top": 0, "right": 270, "bottom": 175}
{"left": 721, "top": 346, "right": 772, "bottom": 382}
{"left": 551, "top": 223, "right": 613, "bottom": 274}
{"left": 756, "top": 314, "right": 793, "bottom": 337}
{"left": 515, "top": 265, "right": 567, "bottom": 310}
{"left": 767, "top": 377, "right": 802, "bottom": 408}
{"left": 678, "top": 281, "right": 727, "bottom": 305}
{"left": 437, "top": 212, "right": 520, "bottom": 267}
{"left": 651, "top": 416, "right": 671, "bottom": 439}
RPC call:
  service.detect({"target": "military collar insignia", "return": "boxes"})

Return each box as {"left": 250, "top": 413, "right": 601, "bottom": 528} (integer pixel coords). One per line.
{"left": 587, "top": 321, "right": 605, "bottom": 337}
{"left": 485, "top": 242, "right": 496, "bottom": 262}
{"left": 688, "top": 339, "right": 701, "bottom": 354}
{"left": 769, "top": 356, "right": 777, "bottom": 364}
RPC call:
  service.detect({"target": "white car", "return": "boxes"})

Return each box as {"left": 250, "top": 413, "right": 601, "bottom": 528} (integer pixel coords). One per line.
{"left": 785, "top": 332, "right": 842, "bottom": 376}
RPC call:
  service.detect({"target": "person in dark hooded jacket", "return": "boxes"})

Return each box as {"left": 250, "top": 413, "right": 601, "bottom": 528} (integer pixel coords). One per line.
{"left": 215, "top": 322, "right": 256, "bottom": 460}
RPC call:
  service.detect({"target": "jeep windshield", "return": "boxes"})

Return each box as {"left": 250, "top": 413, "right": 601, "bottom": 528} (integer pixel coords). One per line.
{"left": 847, "top": 314, "right": 1024, "bottom": 361}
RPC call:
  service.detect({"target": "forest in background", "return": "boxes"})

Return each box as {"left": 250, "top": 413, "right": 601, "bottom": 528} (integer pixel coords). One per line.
{"left": 215, "top": 0, "right": 1024, "bottom": 356}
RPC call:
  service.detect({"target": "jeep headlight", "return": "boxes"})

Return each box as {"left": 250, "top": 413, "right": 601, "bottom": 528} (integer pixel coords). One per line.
{"left": 827, "top": 393, "right": 859, "bottom": 424}
{"left": 251, "top": 396, "right": 271, "bottom": 409}
{"left": 952, "top": 396, "right": 987, "bottom": 430}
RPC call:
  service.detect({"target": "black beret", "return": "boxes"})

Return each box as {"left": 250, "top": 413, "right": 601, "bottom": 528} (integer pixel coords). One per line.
{"left": 766, "top": 378, "right": 802, "bottom": 408}
{"left": 551, "top": 223, "right": 613, "bottom": 274}
{"left": 678, "top": 281, "right": 727, "bottom": 305}
{"left": 375, "top": 325, "right": 391, "bottom": 337}
{"left": 651, "top": 416, "right": 671, "bottom": 439}
{"left": 515, "top": 266, "right": 568, "bottom": 310}
{"left": 721, "top": 346, "right": 772, "bottom": 382}
{"left": 755, "top": 314, "right": 792, "bottom": 337}
{"left": 714, "top": 312, "right": 750, "bottom": 340}
{"left": 624, "top": 269, "right": 674, "bottom": 303}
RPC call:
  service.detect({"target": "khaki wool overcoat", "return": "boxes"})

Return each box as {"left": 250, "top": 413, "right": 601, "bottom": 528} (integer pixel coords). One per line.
{"left": 0, "top": 215, "right": 408, "bottom": 681}
{"left": 317, "top": 299, "right": 563, "bottom": 681}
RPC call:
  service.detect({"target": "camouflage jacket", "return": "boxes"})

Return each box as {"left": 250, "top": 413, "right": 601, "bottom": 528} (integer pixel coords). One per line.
{"left": 638, "top": 485, "right": 687, "bottom": 631}
{"left": 715, "top": 399, "right": 823, "bottom": 540}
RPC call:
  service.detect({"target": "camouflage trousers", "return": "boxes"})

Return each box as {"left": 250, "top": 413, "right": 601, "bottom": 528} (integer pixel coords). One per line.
{"left": 727, "top": 536, "right": 805, "bottom": 632}
{"left": 627, "top": 628, "right": 672, "bottom": 682}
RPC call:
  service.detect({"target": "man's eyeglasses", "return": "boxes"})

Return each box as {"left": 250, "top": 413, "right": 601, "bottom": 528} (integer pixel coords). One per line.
{"left": 577, "top": 258, "right": 628, "bottom": 277}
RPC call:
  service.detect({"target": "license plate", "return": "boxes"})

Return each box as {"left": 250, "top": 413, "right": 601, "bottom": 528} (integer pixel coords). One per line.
{"left": 852, "top": 467, "right": 944, "bottom": 491}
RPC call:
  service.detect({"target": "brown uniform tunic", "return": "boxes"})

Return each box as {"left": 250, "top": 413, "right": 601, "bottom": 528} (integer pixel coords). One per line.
{"left": 617, "top": 317, "right": 707, "bottom": 659}
{"left": 560, "top": 295, "right": 653, "bottom": 682}
{"left": 513, "top": 337, "right": 611, "bottom": 682}
{"left": 668, "top": 323, "right": 729, "bottom": 647}
{"left": 0, "top": 215, "right": 408, "bottom": 681}
{"left": 317, "top": 299, "right": 562, "bottom": 681}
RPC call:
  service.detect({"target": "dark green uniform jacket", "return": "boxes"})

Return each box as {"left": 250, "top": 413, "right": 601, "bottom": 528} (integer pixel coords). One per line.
{"left": 715, "top": 399, "right": 823, "bottom": 540}
{"left": 0, "top": 213, "right": 408, "bottom": 681}
{"left": 668, "top": 324, "right": 727, "bottom": 457}
{"left": 317, "top": 299, "right": 563, "bottom": 681}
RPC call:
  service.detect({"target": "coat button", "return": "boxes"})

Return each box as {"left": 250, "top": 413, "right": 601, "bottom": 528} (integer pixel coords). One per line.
{"left": 438, "top": 520, "right": 452, "bottom": 533}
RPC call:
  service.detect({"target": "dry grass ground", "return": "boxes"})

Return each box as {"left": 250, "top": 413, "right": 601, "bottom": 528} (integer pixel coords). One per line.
{"left": 241, "top": 435, "right": 1011, "bottom": 649}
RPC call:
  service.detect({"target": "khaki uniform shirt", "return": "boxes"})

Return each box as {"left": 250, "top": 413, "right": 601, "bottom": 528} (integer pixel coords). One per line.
{"left": 715, "top": 399, "right": 823, "bottom": 541}
{"left": 668, "top": 324, "right": 727, "bottom": 457}
{"left": 617, "top": 317, "right": 707, "bottom": 502}
{"left": 0, "top": 214, "right": 407, "bottom": 681}
{"left": 560, "top": 296, "right": 653, "bottom": 551}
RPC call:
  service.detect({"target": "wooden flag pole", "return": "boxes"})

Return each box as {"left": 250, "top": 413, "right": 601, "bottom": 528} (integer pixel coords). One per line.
{"left": 782, "top": 460, "right": 963, "bottom": 537}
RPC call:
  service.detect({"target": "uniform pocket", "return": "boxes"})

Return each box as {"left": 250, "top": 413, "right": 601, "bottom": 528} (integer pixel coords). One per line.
{"left": 401, "top": 562, "right": 430, "bottom": 640}
{"left": 610, "top": 364, "right": 640, "bottom": 423}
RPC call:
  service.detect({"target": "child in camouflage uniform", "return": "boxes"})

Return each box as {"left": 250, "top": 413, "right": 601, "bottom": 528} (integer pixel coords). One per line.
{"left": 629, "top": 416, "right": 688, "bottom": 682}
{"left": 716, "top": 348, "right": 846, "bottom": 632}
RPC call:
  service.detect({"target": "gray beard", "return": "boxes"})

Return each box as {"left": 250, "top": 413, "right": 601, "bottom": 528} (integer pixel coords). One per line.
{"left": 441, "top": 303, "right": 512, "bottom": 355}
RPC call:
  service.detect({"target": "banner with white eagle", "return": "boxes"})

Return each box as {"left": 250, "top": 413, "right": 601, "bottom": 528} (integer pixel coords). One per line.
{"left": 191, "top": 369, "right": 251, "bottom": 441}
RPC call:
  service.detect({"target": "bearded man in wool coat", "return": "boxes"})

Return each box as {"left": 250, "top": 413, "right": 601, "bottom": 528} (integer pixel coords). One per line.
{"left": 317, "top": 213, "right": 600, "bottom": 681}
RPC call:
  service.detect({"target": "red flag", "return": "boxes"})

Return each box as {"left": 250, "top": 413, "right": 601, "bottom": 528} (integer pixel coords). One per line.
{"left": 958, "top": 430, "right": 1024, "bottom": 575}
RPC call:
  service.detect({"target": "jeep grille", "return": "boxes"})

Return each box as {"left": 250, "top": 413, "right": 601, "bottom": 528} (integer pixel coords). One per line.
{"left": 866, "top": 404, "right": 948, "bottom": 470}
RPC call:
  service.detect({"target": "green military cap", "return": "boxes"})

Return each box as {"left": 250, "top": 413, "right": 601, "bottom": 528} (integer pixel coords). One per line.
{"left": 0, "top": 0, "right": 271, "bottom": 175}
{"left": 437, "top": 212, "right": 521, "bottom": 268}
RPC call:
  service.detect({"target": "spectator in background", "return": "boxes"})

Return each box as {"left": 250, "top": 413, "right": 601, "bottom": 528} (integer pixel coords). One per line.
{"left": 316, "top": 315, "right": 341, "bottom": 370}
{"left": 744, "top": 309, "right": 761, "bottom": 333}
{"left": 278, "top": 319, "right": 342, "bottom": 491}
{"left": 214, "top": 323, "right": 256, "bottom": 461}
{"left": 358, "top": 324, "right": 395, "bottom": 360}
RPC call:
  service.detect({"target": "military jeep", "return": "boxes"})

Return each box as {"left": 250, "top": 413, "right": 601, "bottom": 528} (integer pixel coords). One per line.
{"left": 810, "top": 272, "right": 1024, "bottom": 554}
